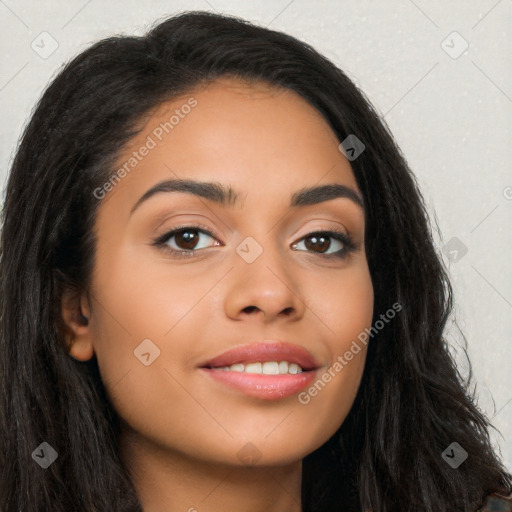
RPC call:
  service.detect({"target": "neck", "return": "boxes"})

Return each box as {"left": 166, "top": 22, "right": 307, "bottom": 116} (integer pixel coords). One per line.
{"left": 119, "top": 424, "right": 303, "bottom": 512}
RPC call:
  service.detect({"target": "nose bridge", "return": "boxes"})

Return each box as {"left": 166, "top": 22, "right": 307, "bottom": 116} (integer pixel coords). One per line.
{"left": 234, "top": 200, "right": 293, "bottom": 271}
{"left": 224, "top": 227, "right": 304, "bottom": 320}
{"left": 235, "top": 229, "right": 280, "bottom": 264}
{"left": 231, "top": 185, "right": 285, "bottom": 262}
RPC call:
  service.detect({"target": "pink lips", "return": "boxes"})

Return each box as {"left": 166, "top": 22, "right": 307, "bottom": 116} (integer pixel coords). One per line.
{"left": 199, "top": 341, "right": 320, "bottom": 370}
{"left": 199, "top": 341, "right": 321, "bottom": 401}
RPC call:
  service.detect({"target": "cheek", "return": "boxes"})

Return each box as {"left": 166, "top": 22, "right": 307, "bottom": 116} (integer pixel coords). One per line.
{"left": 89, "top": 241, "right": 206, "bottom": 351}
{"left": 86, "top": 247, "right": 223, "bottom": 415}
{"left": 308, "top": 260, "right": 374, "bottom": 344}
{"left": 291, "top": 261, "right": 373, "bottom": 435}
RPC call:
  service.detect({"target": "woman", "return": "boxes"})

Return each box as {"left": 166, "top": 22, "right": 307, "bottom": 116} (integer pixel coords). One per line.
{"left": 0, "top": 10, "right": 510, "bottom": 512}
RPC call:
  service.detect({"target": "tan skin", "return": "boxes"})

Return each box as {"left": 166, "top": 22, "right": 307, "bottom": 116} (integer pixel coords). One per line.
{"left": 62, "top": 77, "right": 374, "bottom": 512}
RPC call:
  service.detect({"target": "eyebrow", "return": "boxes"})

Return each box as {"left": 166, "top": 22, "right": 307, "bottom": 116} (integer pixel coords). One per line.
{"left": 129, "top": 178, "right": 364, "bottom": 216}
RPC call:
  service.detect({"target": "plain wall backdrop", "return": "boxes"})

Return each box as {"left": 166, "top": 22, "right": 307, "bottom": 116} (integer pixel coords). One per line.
{"left": 1, "top": 0, "right": 511, "bottom": 470}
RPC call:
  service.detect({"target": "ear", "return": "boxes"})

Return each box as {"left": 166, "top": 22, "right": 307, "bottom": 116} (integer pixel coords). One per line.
{"left": 61, "top": 288, "right": 94, "bottom": 361}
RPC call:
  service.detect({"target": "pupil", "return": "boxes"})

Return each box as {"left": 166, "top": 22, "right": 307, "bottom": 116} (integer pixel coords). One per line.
{"left": 176, "top": 229, "right": 198, "bottom": 250}
{"left": 305, "top": 234, "right": 329, "bottom": 253}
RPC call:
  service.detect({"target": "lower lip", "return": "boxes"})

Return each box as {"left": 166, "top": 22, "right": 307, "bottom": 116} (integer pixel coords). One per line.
{"left": 199, "top": 368, "right": 318, "bottom": 400}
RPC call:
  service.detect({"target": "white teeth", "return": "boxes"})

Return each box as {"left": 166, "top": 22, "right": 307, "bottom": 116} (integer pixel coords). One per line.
{"left": 262, "top": 361, "right": 279, "bottom": 375}
{"left": 215, "top": 361, "right": 304, "bottom": 374}
{"left": 288, "top": 363, "right": 301, "bottom": 374}
{"left": 244, "top": 362, "right": 262, "bottom": 373}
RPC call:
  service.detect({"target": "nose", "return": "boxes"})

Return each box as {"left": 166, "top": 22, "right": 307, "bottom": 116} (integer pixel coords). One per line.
{"left": 223, "top": 237, "right": 306, "bottom": 324}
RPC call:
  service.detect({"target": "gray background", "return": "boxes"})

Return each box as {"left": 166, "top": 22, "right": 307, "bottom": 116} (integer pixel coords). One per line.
{"left": 1, "top": 0, "right": 511, "bottom": 469}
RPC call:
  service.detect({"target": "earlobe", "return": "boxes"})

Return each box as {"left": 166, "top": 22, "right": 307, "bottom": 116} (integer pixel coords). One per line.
{"left": 61, "top": 289, "right": 94, "bottom": 361}
{"left": 68, "top": 336, "right": 95, "bottom": 361}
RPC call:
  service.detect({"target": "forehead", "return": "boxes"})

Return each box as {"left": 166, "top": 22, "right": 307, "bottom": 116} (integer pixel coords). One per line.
{"left": 103, "top": 76, "right": 359, "bottom": 213}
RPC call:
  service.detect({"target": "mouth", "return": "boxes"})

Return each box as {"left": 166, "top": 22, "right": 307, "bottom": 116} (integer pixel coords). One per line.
{"left": 204, "top": 360, "right": 309, "bottom": 374}
{"left": 199, "top": 340, "right": 321, "bottom": 371}
{"left": 198, "top": 340, "right": 321, "bottom": 400}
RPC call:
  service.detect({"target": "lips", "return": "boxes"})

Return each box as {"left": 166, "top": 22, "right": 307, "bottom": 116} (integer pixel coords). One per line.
{"left": 199, "top": 340, "right": 321, "bottom": 371}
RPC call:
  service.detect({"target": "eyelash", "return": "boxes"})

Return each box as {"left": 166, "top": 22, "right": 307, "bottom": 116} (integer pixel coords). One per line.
{"left": 152, "top": 223, "right": 357, "bottom": 260}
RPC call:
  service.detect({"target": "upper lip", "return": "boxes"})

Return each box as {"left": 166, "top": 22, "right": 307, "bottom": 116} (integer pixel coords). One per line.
{"left": 199, "top": 341, "right": 321, "bottom": 371}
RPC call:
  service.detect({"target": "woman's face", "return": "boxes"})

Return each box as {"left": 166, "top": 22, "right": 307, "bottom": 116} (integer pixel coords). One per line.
{"left": 67, "top": 76, "right": 374, "bottom": 466}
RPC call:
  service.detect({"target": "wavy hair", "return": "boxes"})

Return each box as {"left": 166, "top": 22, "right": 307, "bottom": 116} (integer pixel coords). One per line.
{"left": 1, "top": 10, "right": 510, "bottom": 512}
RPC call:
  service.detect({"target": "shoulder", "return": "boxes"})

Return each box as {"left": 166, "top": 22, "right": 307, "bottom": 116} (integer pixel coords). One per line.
{"left": 476, "top": 491, "right": 512, "bottom": 511}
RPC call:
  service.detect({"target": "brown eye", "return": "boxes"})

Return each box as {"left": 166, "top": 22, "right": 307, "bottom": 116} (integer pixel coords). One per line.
{"left": 303, "top": 233, "right": 331, "bottom": 253}
{"left": 291, "top": 230, "right": 357, "bottom": 259}
{"left": 171, "top": 228, "right": 202, "bottom": 250}
{"left": 292, "top": 231, "right": 343, "bottom": 254}
{"left": 154, "top": 224, "right": 220, "bottom": 258}
{"left": 153, "top": 226, "right": 356, "bottom": 260}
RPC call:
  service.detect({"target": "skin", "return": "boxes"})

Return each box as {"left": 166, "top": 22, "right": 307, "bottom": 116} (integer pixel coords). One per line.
{"left": 62, "top": 76, "right": 374, "bottom": 512}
